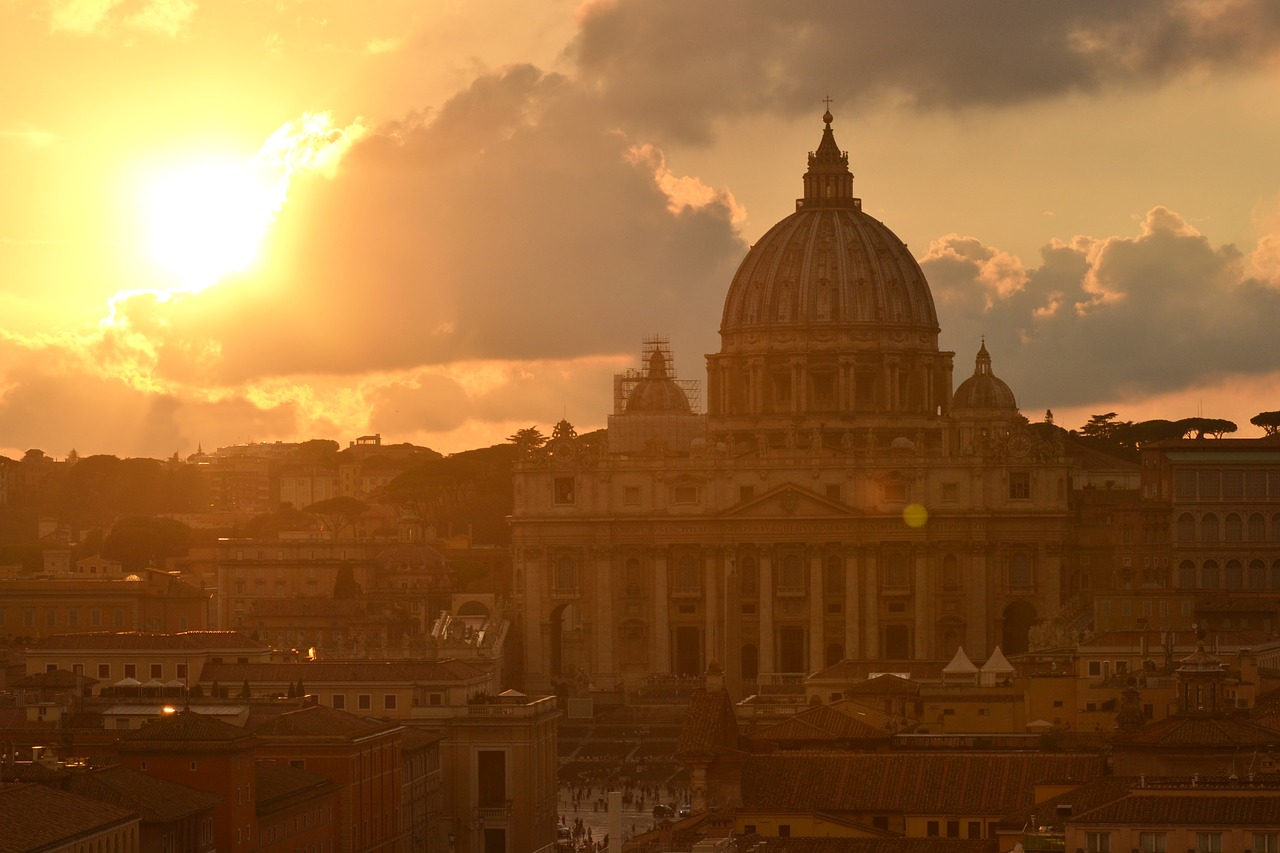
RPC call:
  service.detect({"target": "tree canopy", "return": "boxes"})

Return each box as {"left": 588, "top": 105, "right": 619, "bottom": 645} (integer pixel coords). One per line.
{"left": 1251, "top": 410, "right": 1280, "bottom": 436}
{"left": 101, "top": 516, "right": 192, "bottom": 570}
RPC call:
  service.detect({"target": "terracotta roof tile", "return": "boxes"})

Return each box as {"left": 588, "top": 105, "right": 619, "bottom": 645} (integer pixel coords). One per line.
{"left": 676, "top": 689, "right": 738, "bottom": 759}
{"left": 752, "top": 701, "right": 896, "bottom": 744}
{"left": 119, "top": 708, "right": 258, "bottom": 747}
{"left": 1072, "top": 791, "right": 1280, "bottom": 824}
{"left": 255, "top": 763, "right": 338, "bottom": 810}
{"left": 65, "top": 765, "right": 221, "bottom": 823}
{"left": 733, "top": 837, "right": 997, "bottom": 853}
{"left": 741, "top": 752, "right": 1105, "bottom": 815}
{"left": 198, "top": 659, "right": 485, "bottom": 684}
{"left": 1110, "top": 714, "right": 1280, "bottom": 747}
{"left": 0, "top": 783, "right": 137, "bottom": 852}
{"left": 249, "top": 703, "right": 396, "bottom": 737}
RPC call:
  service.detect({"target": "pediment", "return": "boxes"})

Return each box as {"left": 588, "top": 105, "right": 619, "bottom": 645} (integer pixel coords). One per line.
{"left": 720, "top": 483, "right": 857, "bottom": 518}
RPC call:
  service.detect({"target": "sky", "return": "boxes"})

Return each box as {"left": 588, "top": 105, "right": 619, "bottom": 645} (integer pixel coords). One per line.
{"left": 2, "top": 0, "right": 1279, "bottom": 460}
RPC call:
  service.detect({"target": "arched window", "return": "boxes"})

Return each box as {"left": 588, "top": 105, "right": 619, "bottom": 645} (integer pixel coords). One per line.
{"left": 1273, "top": 513, "right": 1280, "bottom": 542}
{"left": 825, "top": 554, "right": 844, "bottom": 594}
{"left": 779, "top": 553, "right": 804, "bottom": 590}
{"left": 1201, "top": 560, "right": 1220, "bottom": 589}
{"left": 1249, "top": 559, "right": 1266, "bottom": 589}
{"left": 942, "top": 554, "right": 960, "bottom": 589}
{"left": 1009, "top": 552, "right": 1033, "bottom": 590}
{"left": 1249, "top": 513, "right": 1266, "bottom": 542}
{"left": 1201, "top": 514, "right": 1219, "bottom": 543}
{"left": 1225, "top": 513, "right": 1243, "bottom": 542}
{"left": 554, "top": 556, "right": 577, "bottom": 592}
{"left": 1272, "top": 559, "right": 1280, "bottom": 590}
{"left": 1177, "top": 513, "right": 1196, "bottom": 542}
{"left": 625, "top": 557, "right": 642, "bottom": 591}
{"left": 1225, "top": 559, "right": 1243, "bottom": 590}
{"left": 1177, "top": 558, "right": 1198, "bottom": 591}
{"left": 883, "top": 552, "right": 909, "bottom": 589}
{"left": 739, "top": 556, "right": 758, "bottom": 596}
{"left": 675, "top": 554, "right": 700, "bottom": 590}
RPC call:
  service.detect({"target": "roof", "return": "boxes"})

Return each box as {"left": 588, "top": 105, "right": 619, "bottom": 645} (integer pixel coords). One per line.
{"left": 751, "top": 701, "right": 897, "bottom": 745}
{"left": 0, "top": 783, "right": 137, "bottom": 852}
{"left": 981, "top": 647, "right": 1015, "bottom": 673}
{"left": 732, "top": 838, "right": 996, "bottom": 853}
{"left": 31, "top": 631, "right": 267, "bottom": 652}
{"left": 675, "top": 688, "right": 739, "bottom": 759}
{"left": 994, "top": 776, "right": 1134, "bottom": 831}
{"left": 1071, "top": 791, "right": 1280, "bottom": 825}
{"left": 65, "top": 765, "right": 221, "bottom": 823}
{"left": 943, "top": 647, "right": 979, "bottom": 675}
{"left": 843, "top": 673, "right": 920, "bottom": 696}
{"left": 1110, "top": 714, "right": 1280, "bottom": 748}
{"left": 255, "top": 763, "right": 338, "bottom": 812}
{"left": 810, "top": 660, "right": 947, "bottom": 683}
{"left": 119, "top": 708, "right": 258, "bottom": 748}
{"left": 249, "top": 703, "right": 397, "bottom": 738}
{"left": 740, "top": 752, "right": 1105, "bottom": 815}
{"left": 198, "top": 659, "right": 485, "bottom": 684}
{"left": 11, "top": 669, "right": 98, "bottom": 689}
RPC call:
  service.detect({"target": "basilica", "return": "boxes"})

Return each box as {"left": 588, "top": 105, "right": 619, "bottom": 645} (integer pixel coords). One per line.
{"left": 511, "top": 110, "right": 1072, "bottom": 697}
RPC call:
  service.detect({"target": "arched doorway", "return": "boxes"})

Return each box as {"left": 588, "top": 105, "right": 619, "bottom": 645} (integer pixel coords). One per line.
{"left": 1001, "top": 600, "right": 1037, "bottom": 656}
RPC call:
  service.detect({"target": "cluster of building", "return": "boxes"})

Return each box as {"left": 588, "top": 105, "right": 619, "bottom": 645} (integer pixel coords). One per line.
{"left": 3, "top": 109, "right": 1280, "bottom": 852}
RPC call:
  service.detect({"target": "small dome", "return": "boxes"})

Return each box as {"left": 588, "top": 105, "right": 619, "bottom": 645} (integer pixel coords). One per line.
{"left": 952, "top": 342, "right": 1017, "bottom": 411}
{"left": 625, "top": 349, "right": 691, "bottom": 414}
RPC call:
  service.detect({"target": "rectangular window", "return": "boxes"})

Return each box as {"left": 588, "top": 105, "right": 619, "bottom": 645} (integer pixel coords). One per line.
{"left": 45, "top": 610, "right": 56, "bottom": 627}
{"left": 1196, "top": 833, "right": 1221, "bottom": 853}
{"left": 1086, "top": 832, "right": 1111, "bottom": 853}
{"left": 968, "top": 822, "right": 981, "bottom": 839}
{"left": 124, "top": 664, "right": 136, "bottom": 679}
{"left": 941, "top": 482, "right": 959, "bottom": 503}
{"left": 1088, "top": 660, "right": 1102, "bottom": 676}
{"left": 176, "top": 664, "right": 187, "bottom": 679}
{"left": 477, "top": 750, "right": 507, "bottom": 807}
{"left": 1254, "top": 834, "right": 1280, "bottom": 853}
{"left": 358, "top": 694, "right": 371, "bottom": 710}
{"left": 947, "top": 821, "right": 959, "bottom": 838}
{"left": 1009, "top": 472, "right": 1031, "bottom": 500}
{"left": 98, "top": 663, "right": 110, "bottom": 679}
{"left": 554, "top": 477, "right": 576, "bottom": 505}
{"left": 113, "top": 608, "right": 124, "bottom": 627}
{"left": 90, "top": 608, "right": 101, "bottom": 627}
{"left": 739, "top": 485, "right": 754, "bottom": 502}
{"left": 672, "top": 485, "right": 698, "bottom": 504}
{"left": 150, "top": 664, "right": 163, "bottom": 679}
{"left": 624, "top": 486, "right": 641, "bottom": 506}
{"left": 383, "top": 694, "right": 397, "bottom": 710}
{"left": 67, "top": 610, "right": 78, "bottom": 627}
{"left": 332, "top": 694, "right": 346, "bottom": 710}
{"left": 927, "top": 821, "right": 939, "bottom": 837}
{"left": 1140, "top": 832, "right": 1166, "bottom": 853}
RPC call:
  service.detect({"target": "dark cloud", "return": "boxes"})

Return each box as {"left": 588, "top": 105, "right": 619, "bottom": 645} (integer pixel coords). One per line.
{"left": 135, "top": 65, "right": 742, "bottom": 386}
{"left": 927, "top": 206, "right": 1280, "bottom": 415}
{"left": 569, "top": 0, "right": 1280, "bottom": 141}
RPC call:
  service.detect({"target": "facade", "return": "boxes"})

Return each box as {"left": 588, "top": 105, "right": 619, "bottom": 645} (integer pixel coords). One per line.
{"left": 512, "top": 110, "right": 1072, "bottom": 696}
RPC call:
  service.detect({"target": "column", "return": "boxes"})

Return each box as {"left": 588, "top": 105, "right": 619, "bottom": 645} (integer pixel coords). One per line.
{"left": 863, "top": 551, "right": 879, "bottom": 658}
{"left": 652, "top": 550, "right": 670, "bottom": 673}
{"left": 523, "top": 547, "right": 546, "bottom": 689}
{"left": 913, "top": 546, "right": 930, "bottom": 660}
{"left": 704, "top": 548, "right": 720, "bottom": 670}
{"left": 808, "top": 548, "right": 824, "bottom": 673}
{"left": 844, "top": 547, "right": 860, "bottom": 659}
{"left": 594, "top": 547, "right": 614, "bottom": 682}
{"left": 759, "top": 550, "right": 774, "bottom": 677}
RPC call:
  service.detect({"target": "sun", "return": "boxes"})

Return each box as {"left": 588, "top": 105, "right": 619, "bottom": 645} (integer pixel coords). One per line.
{"left": 139, "top": 157, "right": 279, "bottom": 292}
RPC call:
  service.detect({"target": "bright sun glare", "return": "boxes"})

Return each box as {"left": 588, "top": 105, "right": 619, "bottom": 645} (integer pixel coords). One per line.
{"left": 140, "top": 158, "right": 278, "bottom": 292}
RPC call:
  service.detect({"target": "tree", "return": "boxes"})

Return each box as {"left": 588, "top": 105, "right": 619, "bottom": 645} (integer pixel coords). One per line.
{"left": 1079, "top": 413, "right": 1131, "bottom": 444}
{"left": 303, "top": 496, "right": 368, "bottom": 539}
{"left": 1124, "top": 419, "right": 1185, "bottom": 447}
{"left": 294, "top": 439, "right": 340, "bottom": 466}
{"left": 1251, "top": 410, "right": 1280, "bottom": 436}
{"left": 102, "top": 516, "right": 192, "bottom": 570}
{"left": 333, "top": 562, "right": 363, "bottom": 599}
{"left": 239, "top": 679, "right": 252, "bottom": 699}
{"left": 1175, "top": 417, "right": 1238, "bottom": 439}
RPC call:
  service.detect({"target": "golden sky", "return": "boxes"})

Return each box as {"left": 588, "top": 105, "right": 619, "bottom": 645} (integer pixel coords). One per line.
{"left": 2, "top": 0, "right": 1280, "bottom": 459}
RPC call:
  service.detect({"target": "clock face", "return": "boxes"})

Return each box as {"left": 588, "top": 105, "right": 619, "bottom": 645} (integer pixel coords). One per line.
{"left": 550, "top": 438, "right": 578, "bottom": 462}
{"left": 1007, "top": 432, "right": 1033, "bottom": 458}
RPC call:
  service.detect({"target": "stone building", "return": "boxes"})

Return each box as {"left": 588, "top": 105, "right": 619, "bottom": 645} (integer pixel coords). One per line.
{"left": 511, "top": 110, "right": 1073, "bottom": 697}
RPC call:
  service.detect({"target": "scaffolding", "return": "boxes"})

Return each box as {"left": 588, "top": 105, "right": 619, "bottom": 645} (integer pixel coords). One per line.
{"left": 612, "top": 334, "right": 702, "bottom": 415}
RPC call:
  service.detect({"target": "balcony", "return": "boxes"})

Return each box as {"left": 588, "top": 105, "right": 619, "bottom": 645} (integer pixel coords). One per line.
{"left": 549, "top": 586, "right": 579, "bottom": 600}
{"left": 476, "top": 801, "right": 513, "bottom": 824}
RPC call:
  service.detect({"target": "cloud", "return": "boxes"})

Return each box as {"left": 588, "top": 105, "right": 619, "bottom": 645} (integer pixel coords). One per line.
{"left": 568, "top": 0, "right": 1280, "bottom": 140}
{"left": 45, "top": 0, "right": 197, "bottom": 37}
{"left": 0, "top": 66, "right": 744, "bottom": 456}
{"left": 928, "top": 206, "right": 1280, "bottom": 421}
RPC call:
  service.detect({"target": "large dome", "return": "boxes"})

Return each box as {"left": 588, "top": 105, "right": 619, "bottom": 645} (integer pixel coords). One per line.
{"left": 718, "top": 110, "right": 939, "bottom": 355}
{"left": 952, "top": 342, "right": 1017, "bottom": 411}
{"left": 705, "top": 110, "right": 955, "bottom": 434}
